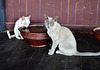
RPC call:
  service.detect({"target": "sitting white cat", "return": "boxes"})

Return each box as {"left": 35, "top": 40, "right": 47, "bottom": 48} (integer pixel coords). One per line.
{"left": 7, "top": 15, "right": 31, "bottom": 39}
{"left": 44, "top": 14, "right": 100, "bottom": 56}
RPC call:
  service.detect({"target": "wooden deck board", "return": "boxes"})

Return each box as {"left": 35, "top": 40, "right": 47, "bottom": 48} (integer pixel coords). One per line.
{"left": 0, "top": 32, "right": 100, "bottom": 70}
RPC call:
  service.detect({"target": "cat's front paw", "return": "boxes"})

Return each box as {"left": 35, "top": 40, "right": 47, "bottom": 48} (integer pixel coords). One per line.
{"left": 16, "top": 37, "right": 21, "bottom": 39}
{"left": 48, "top": 52, "right": 54, "bottom": 55}
{"left": 48, "top": 49, "right": 54, "bottom": 55}
{"left": 21, "top": 37, "right": 24, "bottom": 39}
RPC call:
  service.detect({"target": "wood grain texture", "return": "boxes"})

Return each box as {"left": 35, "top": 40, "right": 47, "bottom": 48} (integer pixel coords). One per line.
{"left": 76, "top": 0, "right": 83, "bottom": 25}
{"left": 0, "top": 32, "right": 100, "bottom": 70}
{"left": 5, "top": 0, "right": 100, "bottom": 31}
{"left": 97, "top": 0, "right": 100, "bottom": 26}
{"left": 62, "top": 0, "right": 68, "bottom": 24}
{"left": 14, "top": 0, "right": 20, "bottom": 22}
{"left": 6, "top": 0, "right": 14, "bottom": 22}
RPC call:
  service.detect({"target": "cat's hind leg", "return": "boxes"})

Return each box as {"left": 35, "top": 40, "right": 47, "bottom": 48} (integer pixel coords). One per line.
{"left": 7, "top": 31, "right": 12, "bottom": 39}
{"left": 7, "top": 31, "right": 15, "bottom": 39}
{"left": 15, "top": 35, "right": 20, "bottom": 39}
{"left": 56, "top": 50, "right": 71, "bottom": 56}
{"left": 56, "top": 50, "right": 64, "bottom": 54}
{"left": 20, "top": 36, "right": 24, "bottom": 39}
{"left": 14, "top": 30, "right": 21, "bottom": 39}
{"left": 56, "top": 50, "right": 73, "bottom": 56}
{"left": 19, "top": 33, "right": 24, "bottom": 39}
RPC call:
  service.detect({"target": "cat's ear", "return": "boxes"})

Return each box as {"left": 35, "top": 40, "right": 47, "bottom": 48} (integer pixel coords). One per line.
{"left": 52, "top": 16, "right": 59, "bottom": 21}
{"left": 27, "top": 15, "right": 31, "bottom": 19}
{"left": 44, "top": 14, "right": 48, "bottom": 20}
{"left": 22, "top": 16, "right": 25, "bottom": 20}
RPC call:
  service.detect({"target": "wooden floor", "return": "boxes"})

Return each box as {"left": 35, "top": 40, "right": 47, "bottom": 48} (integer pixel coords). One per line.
{"left": 0, "top": 32, "right": 100, "bottom": 70}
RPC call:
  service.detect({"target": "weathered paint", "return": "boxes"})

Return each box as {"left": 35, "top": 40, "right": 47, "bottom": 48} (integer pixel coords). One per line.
{"left": 5, "top": 0, "right": 100, "bottom": 32}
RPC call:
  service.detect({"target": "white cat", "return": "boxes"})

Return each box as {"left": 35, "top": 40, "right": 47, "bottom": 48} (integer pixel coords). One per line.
{"left": 44, "top": 14, "right": 100, "bottom": 56}
{"left": 7, "top": 15, "right": 31, "bottom": 39}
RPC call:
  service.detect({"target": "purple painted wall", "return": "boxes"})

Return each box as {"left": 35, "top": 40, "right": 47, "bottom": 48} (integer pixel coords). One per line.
{"left": 5, "top": 0, "right": 100, "bottom": 32}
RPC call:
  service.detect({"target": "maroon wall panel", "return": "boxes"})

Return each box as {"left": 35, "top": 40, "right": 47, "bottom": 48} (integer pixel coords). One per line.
{"left": 27, "top": 0, "right": 32, "bottom": 17}
{"left": 6, "top": 0, "right": 14, "bottom": 29}
{"left": 20, "top": 0, "right": 26, "bottom": 17}
{"left": 69, "top": 0, "right": 76, "bottom": 25}
{"left": 14, "top": 0, "right": 20, "bottom": 21}
{"left": 76, "top": 0, "right": 83, "bottom": 25}
{"left": 97, "top": 0, "right": 100, "bottom": 26}
{"left": 55, "top": 0, "right": 62, "bottom": 23}
{"left": 5, "top": 0, "right": 100, "bottom": 32}
{"left": 33, "top": 0, "right": 40, "bottom": 22}
{"left": 62, "top": 0, "right": 68, "bottom": 24}
{"left": 82, "top": 0, "right": 90, "bottom": 25}
{"left": 41, "top": 0, "right": 48, "bottom": 22}
{"left": 90, "top": 0, "right": 97, "bottom": 25}
{"left": 48, "top": 0, "right": 55, "bottom": 17}
{"left": 6, "top": 0, "right": 14, "bottom": 22}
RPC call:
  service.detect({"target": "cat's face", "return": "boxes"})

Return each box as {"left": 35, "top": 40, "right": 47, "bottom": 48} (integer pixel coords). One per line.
{"left": 21, "top": 15, "right": 31, "bottom": 27}
{"left": 44, "top": 14, "right": 58, "bottom": 29}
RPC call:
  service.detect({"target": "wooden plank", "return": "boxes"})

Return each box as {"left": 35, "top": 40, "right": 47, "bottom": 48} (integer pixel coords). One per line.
{"left": 76, "top": 0, "right": 83, "bottom": 25}
{"left": 6, "top": 0, "right": 15, "bottom": 29}
{"left": 33, "top": 0, "right": 40, "bottom": 22}
{"left": 82, "top": 0, "right": 90, "bottom": 25}
{"left": 31, "top": 0, "right": 34, "bottom": 23}
{"left": 25, "top": 47, "right": 47, "bottom": 70}
{"left": 0, "top": 32, "right": 8, "bottom": 44}
{"left": 62, "top": 0, "right": 68, "bottom": 24}
{"left": 0, "top": 32, "right": 100, "bottom": 69}
{"left": 74, "top": 0, "right": 78, "bottom": 25}
{"left": 38, "top": 0, "right": 42, "bottom": 22}
{"left": 80, "top": 56, "right": 100, "bottom": 70}
{"left": 27, "top": 0, "right": 32, "bottom": 22}
{"left": 37, "top": 55, "right": 67, "bottom": 70}
{"left": 6, "top": 0, "right": 14, "bottom": 22}
{"left": 20, "top": 0, "right": 26, "bottom": 16}
{"left": 5, "top": 0, "right": 100, "bottom": 30}
{"left": 55, "top": 0, "right": 62, "bottom": 23}
{"left": 0, "top": 39, "right": 23, "bottom": 69}
{"left": 97, "top": 0, "right": 100, "bottom": 26}
{"left": 48, "top": 0, "right": 55, "bottom": 17}
{"left": 96, "top": 0, "right": 99, "bottom": 25}
{"left": 5, "top": 22, "right": 15, "bottom": 29}
{"left": 41, "top": 0, "right": 48, "bottom": 22}
{"left": 64, "top": 57, "right": 81, "bottom": 70}
{"left": 14, "top": 0, "right": 20, "bottom": 22}
{"left": 6, "top": 41, "right": 35, "bottom": 69}
{"left": 90, "top": 0, "right": 98, "bottom": 25}
{"left": 68, "top": 0, "right": 76, "bottom": 24}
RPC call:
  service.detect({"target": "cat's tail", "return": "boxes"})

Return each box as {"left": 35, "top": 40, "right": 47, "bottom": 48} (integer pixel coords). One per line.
{"left": 7, "top": 30, "right": 15, "bottom": 39}
{"left": 75, "top": 52, "right": 100, "bottom": 56}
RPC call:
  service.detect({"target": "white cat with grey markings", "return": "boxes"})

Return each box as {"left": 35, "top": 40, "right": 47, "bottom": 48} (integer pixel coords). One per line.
{"left": 7, "top": 15, "right": 31, "bottom": 39}
{"left": 44, "top": 14, "right": 100, "bottom": 56}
